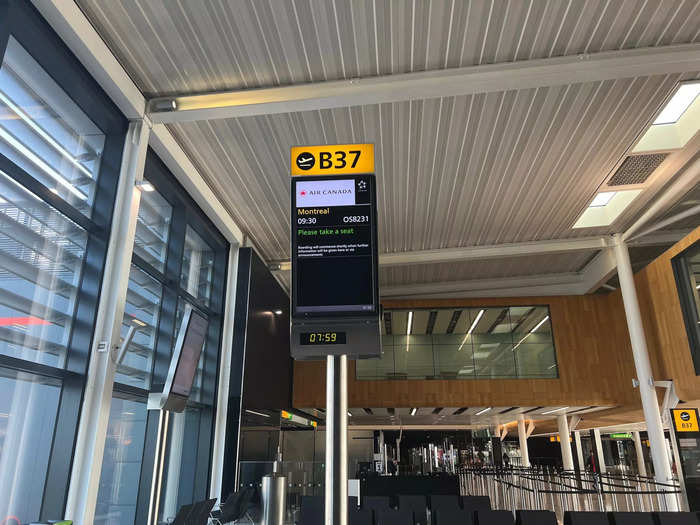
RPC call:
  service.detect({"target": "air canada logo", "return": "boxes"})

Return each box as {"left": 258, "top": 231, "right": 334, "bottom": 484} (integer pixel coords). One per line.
{"left": 296, "top": 152, "right": 314, "bottom": 171}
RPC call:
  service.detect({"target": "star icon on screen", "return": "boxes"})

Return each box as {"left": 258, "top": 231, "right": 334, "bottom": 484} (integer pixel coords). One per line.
{"left": 358, "top": 181, "right": 367, "bottom": 190}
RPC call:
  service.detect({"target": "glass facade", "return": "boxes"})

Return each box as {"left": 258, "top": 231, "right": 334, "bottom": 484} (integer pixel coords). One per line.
{"left": 96, "top": 151, "right": 228, "bottom": 525}
{"left": 0, "top": 5, "right": 228, "bottom": 524}
{"left": 357, "top": 306, "right": 558, "bottom": 380}
{"left": 0, "top": 2, "right": 128, "bottom": 521}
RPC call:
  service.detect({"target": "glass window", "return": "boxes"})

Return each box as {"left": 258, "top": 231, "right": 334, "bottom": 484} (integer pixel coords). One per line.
{"left": 0, "top": 37, "right": 105, "bottom": 216}
{"left": 672, "top": 241, "right": 700, "bottom": 374}
{"left": 115, "top": 265, "right": 163, "bottom": 388}
{"left": 357, "top": 306, "right": 558, "bottom": 380}
{"left": 133, "top": 183, "right": 171, "bottom": 272}
{"left": 180, "top": 227, "right": 214, "bottom": 305}
{"left": 0, "top": 169, "right": 87, "bottom": 367}
{"left": 0, "top": 368, "right": 61, "bottom": 524}
{"left": 95, "top": 396, "right": 148, "bottom": 525}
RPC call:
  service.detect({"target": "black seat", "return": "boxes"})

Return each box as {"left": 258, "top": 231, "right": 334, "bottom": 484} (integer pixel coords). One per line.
{"left": 609, "top": 513, "right": 656, "bottom": 525}
{"left": 431, "top": 495, "right": 462, "bottom": 513}
{"left": 300, "top": 495, "right": 324, "bottom": 525}
{"left": 434, "top": 508, "right": 475, "bottom": 525}
{"left": 516, "top": 510, "right": 557, "bottom": 525}
{"left": 399, "top": 495, "right": 428, "bottom": 525}
{"left": 564, "top": 511, "right": 610, "bottom": 525}
{"left": 476, "top": 510, "right": 515, "bottom": 525}
{"left": 364, "top": 496, "right": 394, "bottom": 513}
{"left": 462, "top": 496, "right": 491, "bottom": 512}
{"left": 377, "top": 509, "right": 414, "bottom": 525}
{"left": 654, "top": 513, "right": 700, "bottom": 525}
{"left": 349, "top": 505, "right": 373, "bottom": 525}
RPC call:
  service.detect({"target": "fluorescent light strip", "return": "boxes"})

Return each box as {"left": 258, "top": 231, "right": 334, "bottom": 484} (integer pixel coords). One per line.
{"left": 475, "top": 407, "right": 491, "bottom": 416}
{"left": 410, "top": 408, "right": 417, "bottom": 416}
{"left": 541, "top": 406, "right": 569, "bottom": 415}
{"left": 0, "top": 90, "right": 94, "bottom": 179}
{"left": 406, "top": 311, "right": 413, "bottom": 335}
{"left": 459, "top": 309, "right": 484, "bottom": 350}
{"left": 0, "top": 126, "right": 87, "bottom": 200}
{"left": 347, "top": 411, "right": 352, "bottom": 417}
{"left": 513, "top": 315, "right": 550, "bottom": 351}
{"left": 245, "top": 409, "right": 270, "bottom": 418}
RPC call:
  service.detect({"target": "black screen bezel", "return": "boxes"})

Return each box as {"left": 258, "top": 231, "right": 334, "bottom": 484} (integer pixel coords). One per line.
{"left": 290, "top": 173, "right": 379, "bottom": 319}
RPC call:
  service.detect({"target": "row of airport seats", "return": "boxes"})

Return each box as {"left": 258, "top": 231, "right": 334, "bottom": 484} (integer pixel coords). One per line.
{"left": 300, "top": 494, "right": 491, "bottom": 525}
{"left": 299, "top": 496, "right": 700, "bottom": 525}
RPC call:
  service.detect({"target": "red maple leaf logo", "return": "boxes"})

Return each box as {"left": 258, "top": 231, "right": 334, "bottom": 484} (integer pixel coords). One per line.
{"left": 300, "top": 191, "right": 306, "bottom": 196}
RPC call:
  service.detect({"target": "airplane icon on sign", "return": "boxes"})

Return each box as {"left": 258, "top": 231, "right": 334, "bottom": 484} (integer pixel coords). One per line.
{"left": 296, "top": 152, "right": 315, "bottom": 171}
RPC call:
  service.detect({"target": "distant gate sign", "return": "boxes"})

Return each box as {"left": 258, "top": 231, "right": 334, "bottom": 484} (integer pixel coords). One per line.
{"left": 291, "top": 143, "right": 374, "bottom": 176}
{"left": 672, "top": 408, "right": 700, "bottom": 432}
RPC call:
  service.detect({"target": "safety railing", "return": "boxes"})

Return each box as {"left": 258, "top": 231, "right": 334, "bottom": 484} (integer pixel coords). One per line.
{"left": 459, "top": 467, "right": 683, "bottom": 522}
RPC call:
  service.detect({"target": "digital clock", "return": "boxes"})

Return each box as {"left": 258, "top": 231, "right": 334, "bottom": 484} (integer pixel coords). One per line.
{"left": 300, "top": 332, "right": 347, "bottom": 345}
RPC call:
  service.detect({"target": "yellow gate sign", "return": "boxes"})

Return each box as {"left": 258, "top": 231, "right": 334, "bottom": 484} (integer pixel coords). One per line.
{"left": 291, "top": 143, "right": 374, "bottom": 176}
{"left": 672, "top": 408, "right": 700, "bottom": 432}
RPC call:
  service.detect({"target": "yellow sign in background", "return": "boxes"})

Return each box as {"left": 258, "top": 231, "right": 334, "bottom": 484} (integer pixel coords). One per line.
{"left": 672, "top": 408, "right": 700, "bottom": 432}
{"left": 291, "top": 143, "right": 374, "bottom": 176}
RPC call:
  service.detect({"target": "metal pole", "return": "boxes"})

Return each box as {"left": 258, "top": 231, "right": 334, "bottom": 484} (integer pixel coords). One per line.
{"left": 325, "top": 355, "right": 348, "bottom": 525}
{"left": 613, "top": 235, "right": 678, "bottom": 510}
{"left": 518, "top": 415, "right": 530, "bottom": 467}
{"left": 633, "top": 431, "right": 647, "bottom": 477}
{"left": 593, "top": 429, "right": 607, "bottom": 474}
{"left": 558, "top": 415, "right": 574, "bottom": 470}
{"left": 574, "top": 431, "right": 585, "bottom": 472}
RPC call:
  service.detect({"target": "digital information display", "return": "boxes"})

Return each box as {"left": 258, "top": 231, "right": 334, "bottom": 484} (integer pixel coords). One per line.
{"left": 290, "top": 172, "right": 381, "bottom": 360}
{"left": 300, "top": 332, "right": 347, "bottom": 345}
{"left": 291, "top": 174, "right": 378, "bottom": 316}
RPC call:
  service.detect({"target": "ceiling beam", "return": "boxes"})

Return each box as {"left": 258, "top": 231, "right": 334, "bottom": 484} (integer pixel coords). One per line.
{"left": 379, "top": 237, "right": 610, "bottom": 267}
{"left": 380, "top": 273, "right": 585, "bottom": 299}
{"left": 148, "top": 44, "right": 700, "bottom": 123}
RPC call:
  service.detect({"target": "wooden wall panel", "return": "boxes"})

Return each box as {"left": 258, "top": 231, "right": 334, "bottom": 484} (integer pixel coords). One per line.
{"left": 636, "top": 225, "right": 700, "bottom": 401}
{"left": 293, "top": 294, "right": 640, "bottom": 409}
{"left": 293, "top": 227, "right": 700, "bottom": 414}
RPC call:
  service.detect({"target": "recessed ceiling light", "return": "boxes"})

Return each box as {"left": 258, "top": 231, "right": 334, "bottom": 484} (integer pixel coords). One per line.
{"left": 406, "top": 311, "right": 413, "bottom": 335}
{"left": 274, "top": 309, "right": 283, "bottom": 315}
{"left": 589, "top": 192, "right": 616, "bottom": 207}
{"left": 138, "top": 181, "right": 155, "bottom": 192}
{"left": 410, "top": 408, "right": 417, "bottom": 416}
{"left": 653, "top": 82, "right": 700, "bottom": 125}
{"left": 245, "top": 409, "right": 270, "bottom": 418}
{"left": 475, "top": 407, "right": 491, "bottom": 416}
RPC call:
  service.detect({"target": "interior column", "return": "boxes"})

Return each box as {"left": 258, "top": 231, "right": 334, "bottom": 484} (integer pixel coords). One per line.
{"left": 518, "top": 414, "right": 530, "bottom": 467}
{"left": 557, "top": 415, "right": 575, "bottom": 471}
{"left": 614, "top": 234, "right": 677, "bottom": 510}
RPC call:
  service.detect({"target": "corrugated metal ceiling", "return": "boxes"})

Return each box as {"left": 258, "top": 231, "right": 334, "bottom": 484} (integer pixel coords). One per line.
{"left": 78, "top": 0, "right": 700, "bottom": 95}
{"left": 75, "top": 0, "right": 700, "bottom": 285}
{"left": 169, "top": 74, "right": 685, "bottom": 260}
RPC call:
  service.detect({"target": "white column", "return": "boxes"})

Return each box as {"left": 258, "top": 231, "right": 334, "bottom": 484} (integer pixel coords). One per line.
{"left": 209, "top": 247, "right": 240, "bottom": 500}
{"left": 557, "top": 415, "right": 574, "bottom": 470}
{"left": 518, "top": 414, "right": 530, "bottom": 467}
{"left": 614, "top": 235, "right": 677, "bottom": 509}
{"left": 574, "top": 431, "right": 585, "bottom": 472}
{"left": 633, "top": 431, "right": 648, "bottom": 476}
{"left": 593, "top": 429, "right": 607, "bottom": 474}
{"left": 65, "top": 120, "right": 150, "bottom": 525}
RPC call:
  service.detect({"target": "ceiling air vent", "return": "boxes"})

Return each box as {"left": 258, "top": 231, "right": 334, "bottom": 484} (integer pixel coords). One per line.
{"left": 608, "top": 153, "right": 668, "bottom": 186}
